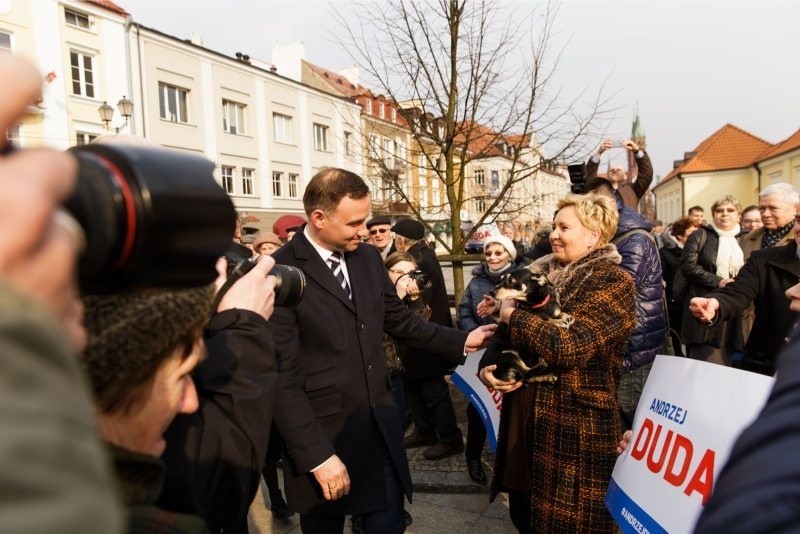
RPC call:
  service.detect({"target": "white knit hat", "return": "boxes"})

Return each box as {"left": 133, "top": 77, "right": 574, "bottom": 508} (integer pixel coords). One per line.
{"left": 483, "top": 235, "right": 517, "bottom": 261}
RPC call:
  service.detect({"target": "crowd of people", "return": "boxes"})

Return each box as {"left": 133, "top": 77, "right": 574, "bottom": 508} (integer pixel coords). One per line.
{"left": 5, "top": 52, "right": 800, "bottom": 534}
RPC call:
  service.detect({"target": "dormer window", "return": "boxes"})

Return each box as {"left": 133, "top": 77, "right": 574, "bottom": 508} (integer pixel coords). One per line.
{"left": 391, "top": 108, "right": 397, "bottom": 123}
{"left": 65, "top": 9, "right": 91, "bottom": 30}
{"left": 379, "top": 101, "right": 385, "bottom": 119}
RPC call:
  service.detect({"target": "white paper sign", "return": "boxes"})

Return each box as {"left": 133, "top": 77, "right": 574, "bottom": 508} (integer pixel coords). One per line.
{"left": 606, "top": 355, "right": 774, "bottom": 534}
{"left": 451, "top": 349, "right": 502, "bottom": 453}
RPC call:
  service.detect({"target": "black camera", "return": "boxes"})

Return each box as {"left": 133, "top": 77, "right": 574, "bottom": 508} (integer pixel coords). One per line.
{"left": 408, "top": 270, "right": 432, "bottom": 292}
{"left": 224, "top": 242, "right": 306, "bottom": 307}
{"left": 67, "top": 144, "right": 236, "bottom": 293}
{"left": 567, "top": 163, "right": 589, "bottom": 195}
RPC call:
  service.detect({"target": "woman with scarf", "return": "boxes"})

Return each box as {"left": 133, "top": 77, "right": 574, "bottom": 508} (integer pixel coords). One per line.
{"left": 680, "top": 194, "right": 745, "bottom": 365}
{"left": 478, "top": 195, "right": 636, "bottom": 532}
{"left": 457, "top": 235, "right": 519, "bottom": 485}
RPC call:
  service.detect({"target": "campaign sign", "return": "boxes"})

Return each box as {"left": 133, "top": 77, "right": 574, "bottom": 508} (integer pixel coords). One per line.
{"left": 451, "top": 349, "right": 501, "bottom": 453}
{"left": 606, "top": 355, "right": 774, "bottom": 534}
{"left": 465, "top": 223, "right": 501, "bottom": 252}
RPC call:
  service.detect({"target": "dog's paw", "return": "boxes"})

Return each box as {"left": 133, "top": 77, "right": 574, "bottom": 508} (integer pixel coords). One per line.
{"left": 551, "top": 313, "right": 574, "bottom": 329}
{"left": 527, "top": 373, "right": 558, "bottom": 383}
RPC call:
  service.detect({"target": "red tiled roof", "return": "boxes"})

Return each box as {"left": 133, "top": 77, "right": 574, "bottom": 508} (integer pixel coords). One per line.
{"left": 303, "top": 60, "right": 368, "bottom": 98}
{"left": 659, "top": 124, "right": 772, "bottom": 184}
{"left": 454, "top": 121, "right": 529, "bottom": 159}
{"left": 759, "top": 128, "right": 800, "bottom": 162}
{"left": 83, "top": 0, "right": 128, "bottom": 15}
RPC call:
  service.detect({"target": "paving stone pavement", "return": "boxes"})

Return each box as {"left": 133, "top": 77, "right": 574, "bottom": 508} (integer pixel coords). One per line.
{"left": 247, "top": 379, "right": 515, "bottom": 532}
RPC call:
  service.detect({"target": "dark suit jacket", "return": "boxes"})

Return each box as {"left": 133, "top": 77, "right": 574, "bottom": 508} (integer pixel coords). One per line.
{"left": 695, "top": 327, "right": 800, "bottom": 532}
{"left": 269, "top": 228, "right": 468, "bottom": 515}
{"left": 707, "top": 242, "right": 800, "bottom": 375}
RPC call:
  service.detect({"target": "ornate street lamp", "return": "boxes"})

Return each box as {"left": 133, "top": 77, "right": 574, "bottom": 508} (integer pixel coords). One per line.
{"left": 97, "top": 96, "right": 133, "bottom": 132}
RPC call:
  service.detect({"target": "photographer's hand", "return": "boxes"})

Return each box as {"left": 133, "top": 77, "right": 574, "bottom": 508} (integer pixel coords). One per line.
{"left": 0, "top": 56, "right": 84, "bottom": 351}
{"left": 597, "top": 139, "right": 614, "bottom": 155}
{"left": 214, "top": 255, "right": 277, "bottom": 321}
{"left": 622, "top": 139, "right": 640, "bottom": 152}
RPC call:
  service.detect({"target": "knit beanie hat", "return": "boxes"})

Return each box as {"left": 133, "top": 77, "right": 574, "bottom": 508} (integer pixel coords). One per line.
{"left": 253, "top": 232, "right": 283, "bottom": 250}
{"left": 82, "top": 284, "right": 215, "bottom": 411}
{"left": 483, "top": 235, "right": 517, "bottom": 261}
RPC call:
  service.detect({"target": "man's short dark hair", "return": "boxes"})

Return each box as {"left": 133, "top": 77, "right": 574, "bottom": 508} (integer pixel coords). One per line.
{"left": 670, "top": 216, "right": 695, "bottom": 239}
{"left": 303, "top": 168, "right": 370, "bottom": 216}
{"left": 688, "top": 205, "right": 704, "bottom": 214}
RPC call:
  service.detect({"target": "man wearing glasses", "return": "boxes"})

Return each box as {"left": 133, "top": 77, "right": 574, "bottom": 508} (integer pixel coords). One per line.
{"left": 367, "top": 215, "right": 395, "bottom": 260}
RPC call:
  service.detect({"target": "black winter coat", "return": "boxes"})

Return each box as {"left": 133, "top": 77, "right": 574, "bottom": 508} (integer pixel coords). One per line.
{"left": 403, "top": 241, "right": 455, "bottom": 378}
{"left": 707, "top": 242, "right": 800, "bottom": 375}
{"left": 680, "top": 226, "right": 743, "bottom": 349}
{"left": 612, "top": 207, "right": 665, "bottom": 369}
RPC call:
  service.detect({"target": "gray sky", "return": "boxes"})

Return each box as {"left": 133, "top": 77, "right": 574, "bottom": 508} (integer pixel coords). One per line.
{"left": 118, "top": 0, "right": 800, "bottom": 181}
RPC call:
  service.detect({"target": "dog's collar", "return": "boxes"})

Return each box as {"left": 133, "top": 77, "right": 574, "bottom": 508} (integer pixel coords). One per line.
{"left": 528, "top": 293, "right": 551, "bottom": 309}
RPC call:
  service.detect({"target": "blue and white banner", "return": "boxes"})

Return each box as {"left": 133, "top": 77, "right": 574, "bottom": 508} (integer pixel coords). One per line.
{"left": 606, "top": 355, "right": 774, "bottom": 533}
{"left": 451, "top": 349, "right": 500, "bottom": 453}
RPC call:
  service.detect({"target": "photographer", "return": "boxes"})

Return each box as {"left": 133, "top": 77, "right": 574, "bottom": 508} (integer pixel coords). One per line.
{"left": 0, "top": 55, "right": 123, "bottom": 532}
{"left": 586, "top": 139, "right": 653, "bottom": 210}
{"left": 82, "top": 255, "right": 277, "bottom": 533}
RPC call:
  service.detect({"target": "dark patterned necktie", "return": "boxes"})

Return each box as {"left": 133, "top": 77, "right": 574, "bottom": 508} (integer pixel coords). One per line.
{"left": 328, "top": 252, "right": 351, "bottom": 299}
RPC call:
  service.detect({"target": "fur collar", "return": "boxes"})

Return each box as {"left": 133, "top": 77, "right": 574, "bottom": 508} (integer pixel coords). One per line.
{"left": 529, "top": 244, "right": 622, "bottom": 300}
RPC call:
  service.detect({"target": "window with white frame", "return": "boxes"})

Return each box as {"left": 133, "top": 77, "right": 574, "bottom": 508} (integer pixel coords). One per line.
{"left": 382, "top": 137, "right": 393, "bottom": 167}
{"left": 241, "top": 168, "right": 254, "bottom": 195}
{"left": 0, "top": 31, "right": 11, "bottom": 53}
{"left": 368, "top": 134, "right": 378, "bottom": 158}
{"left": 273, "top": 113, "right": 292, "bottom": 144}
{"left": 474, "top": 168, "right": 485, "bottom": 186}
{"left": 288, "top": 173, "right": 299, "bottom": 198}
{"left": 272, "top": 171, "right": 283, "bottom": 197}
{"left": 431, "top": 176, "right": 440, "bottom": 204}
{"left": 364, "top": 98, "right": 371, "bottom": 115}
{"left": 418, "top": 154, "right": 427, "bottom": 178}
{"left": 394, "top": 140, "right": 405, "bottom": 168}
{"left": 391, "top": 108, "right": 397, "bottom": 123}
{"left": 379, "top": 102, "right": 385, "bottom": 119}
{"left": 70, "top": 51, "right": 94, "bottom": 98}
{"left": 222, "top": 100, "right": 246, "bottom": 135}
{"left": 158, "top": 83, "right": 189, "bottom": 123}
{"left": 419, "top": 179, "right": 428, "bottom": 209}
{"left": 65, "top": 9, "right": 91, "bottom": 30}
{"left": 344, "top": 132, "right": 353, "bottom": 155}
{"left": 221, "top": 166, "right": 234, "bottom": 194}
{"left": 313, "top": 123, "right": 329, "bottom": 151}
{"left": 475, "top": 198, "right": 486, "bottom": 212}
{"left": 75, "top": 131, "right": 97, "bottom": 146}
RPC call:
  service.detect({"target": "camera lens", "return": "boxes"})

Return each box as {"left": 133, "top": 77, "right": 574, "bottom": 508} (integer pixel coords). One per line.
{"left": 67, "top": 144, "right": 237, "bottom": 293}
{"left": 270, "top": 264, "right": 306, "bottom": 307}
{"left": 411, "top": 271, "right": 432, "bottom": 291}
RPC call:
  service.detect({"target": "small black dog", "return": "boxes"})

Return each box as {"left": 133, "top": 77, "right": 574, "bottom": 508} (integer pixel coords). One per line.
{"left": 481, "top": 266, "right": 573, "bottom": 383}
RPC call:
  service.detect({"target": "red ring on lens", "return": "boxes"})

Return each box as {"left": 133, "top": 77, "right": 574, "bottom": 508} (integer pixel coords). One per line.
{"left": 93, "top": 154, "right": 137, "bottom": 269}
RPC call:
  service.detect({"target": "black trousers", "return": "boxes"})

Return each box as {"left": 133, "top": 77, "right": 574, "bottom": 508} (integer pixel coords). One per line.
{"left": 299, "top": 447, "right": 405, "bottom": 534}
{"left": 465, "top": 403, "right": 487, "bottom": 461}
{"left": 405, "top": 376, "right": 462, "bottom": 445}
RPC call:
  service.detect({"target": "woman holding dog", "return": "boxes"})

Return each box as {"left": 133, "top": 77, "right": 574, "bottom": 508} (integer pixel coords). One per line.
{"left": 457, "top": 235, "right": 520, "bottom": 485}
{"left": 478, "top": 194, "right": 636, "bottom": 533}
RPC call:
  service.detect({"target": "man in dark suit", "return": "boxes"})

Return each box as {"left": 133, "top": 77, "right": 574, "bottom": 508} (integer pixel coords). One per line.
{"left": 269, "top": 168, "right": 494, "bottom": 533}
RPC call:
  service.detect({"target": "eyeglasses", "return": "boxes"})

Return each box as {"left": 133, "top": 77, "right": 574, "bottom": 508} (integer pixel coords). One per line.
{"left": 370, "top": 228, "right": 389, "bottom": 235}
{"left": 484, "top": 250, "right": 507, "bottom": 257}
{"left": 389, "top": 268, "right": 413, "bottom": 276}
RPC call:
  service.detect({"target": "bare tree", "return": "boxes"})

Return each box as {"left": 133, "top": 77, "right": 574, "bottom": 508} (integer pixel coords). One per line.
{"left": 335, "top": 0, "right": 612, "bottom": 303}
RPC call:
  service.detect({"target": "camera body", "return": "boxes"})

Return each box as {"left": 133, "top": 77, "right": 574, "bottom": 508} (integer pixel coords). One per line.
{"left": 224, "top": 242, "right": 306, "bottom": 307}
{"left": 407, "top": 270, "right": 432, "bottom": 292}
{"left": 567, "top": 163, "right": 589, "bottom": 195}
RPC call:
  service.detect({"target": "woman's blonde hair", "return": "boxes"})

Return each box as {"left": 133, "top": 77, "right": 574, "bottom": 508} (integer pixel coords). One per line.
{"left": 710, "top": 194, "right": 742, "bottom": 215}
{"left": 555, "top": 194, "right": 619, "bottom": 246}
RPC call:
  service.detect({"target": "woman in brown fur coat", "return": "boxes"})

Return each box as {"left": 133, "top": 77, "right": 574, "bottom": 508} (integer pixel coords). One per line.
{"left": 479, "top": 194, "right": 636, "bottom": 533}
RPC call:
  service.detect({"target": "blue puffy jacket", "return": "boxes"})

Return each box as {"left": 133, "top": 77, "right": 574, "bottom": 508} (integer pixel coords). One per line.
{"left": 613, "top": 207, "right": 666, "bottom": 370}
{"left": 458, "top": 263, "right": 508, "bottom": 332}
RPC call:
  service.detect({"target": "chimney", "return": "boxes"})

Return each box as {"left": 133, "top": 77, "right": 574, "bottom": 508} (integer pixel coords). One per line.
{"left": 271, "top": 42, "right": 305, "bottom": 82}
{"left": 673, "top": 160, "right": 683, "bottom": 169}
{"left": 683, "top": 151, "right": 696, "bottom": 160}
{"left": 189, "top": 33, "right": 204, "bottom": 47}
